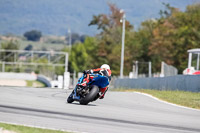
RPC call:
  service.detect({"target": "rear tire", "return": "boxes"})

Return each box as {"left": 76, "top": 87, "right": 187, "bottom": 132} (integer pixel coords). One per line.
{"left": 80, "top": 85, "right": 99, "bottom": 105}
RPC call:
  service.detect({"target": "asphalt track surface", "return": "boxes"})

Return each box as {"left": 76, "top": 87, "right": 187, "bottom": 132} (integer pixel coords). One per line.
{"left": 0, "top": 87, "right": 200, "bottom": 133}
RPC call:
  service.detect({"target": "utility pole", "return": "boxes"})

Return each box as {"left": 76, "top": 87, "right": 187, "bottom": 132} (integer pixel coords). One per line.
{"left": 120, "top": 10, "right": 126, "bottom": 78}
{"left": 68, "top": 28, "right": 72, "bottom": 52}
{"left": 65, "top": 53, "right": 68, "bottom": 72}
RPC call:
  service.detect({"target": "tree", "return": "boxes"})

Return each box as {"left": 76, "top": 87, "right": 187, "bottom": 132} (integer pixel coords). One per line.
{"left": 148, "top": 3, "right": 200, "bottom": 73}
{"left": 66, "top": 3, "right": 200, "bottom": 75}
{"left": 24, "top": 30, "right": 42, "bottom": 41}
{"left": 66, "top": 33, "right": 88, "bottom": 45}
{"left": 83, "top": 37, "right": 99, "bottom": 68}
{"left": 88, "top": 3, "right": 135, "bottom": 75}
{"left": 89, "top": 3, "right": 133, "bottom": 33}
{"left": 69, "top": 43, "right": 89, "bottom": 72}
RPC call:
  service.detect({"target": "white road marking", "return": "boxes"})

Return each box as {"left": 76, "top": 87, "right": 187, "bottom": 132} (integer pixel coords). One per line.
{"left": 134, "top": 92, "right": 200, "bottom": 112}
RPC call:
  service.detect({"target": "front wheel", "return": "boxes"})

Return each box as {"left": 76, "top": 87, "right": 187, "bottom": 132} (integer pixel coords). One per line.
{"left": 79, "top": 85, "right": 99, "bottom": 105}
{"left": 67, "top": 92, "right": 74, "bottom": 103}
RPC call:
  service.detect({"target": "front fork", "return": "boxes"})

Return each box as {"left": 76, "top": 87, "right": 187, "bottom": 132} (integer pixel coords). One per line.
{"left": 71, "top": 86, "right": 81, "bottom": 100}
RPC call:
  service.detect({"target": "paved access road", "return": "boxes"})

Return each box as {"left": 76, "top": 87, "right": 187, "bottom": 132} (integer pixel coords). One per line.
{"left": 0, "top": 86, "right": 200, "bottom": 133}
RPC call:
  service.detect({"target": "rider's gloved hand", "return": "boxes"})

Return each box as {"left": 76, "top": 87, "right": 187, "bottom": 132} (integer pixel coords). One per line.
{"left": 80, "top": 82, "right": 87, "bottom": 86}
{"left": 83, "top": 70, "right": 91, "bottom": 74}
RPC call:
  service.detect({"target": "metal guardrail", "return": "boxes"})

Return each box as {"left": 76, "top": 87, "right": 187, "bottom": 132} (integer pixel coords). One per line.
{"left": 0, "top": 72, "right": 52, "bottom": 87}
{"left": 114, "top": 75, "right": 200, "bottom": 92}
{"left": 37, "top": 75, "right": 51, "bottom": 87}
{"left": 0, "top": 72, "right": 37, "bottom": 80}
{"left": 0, "top": 49, "right": 66, "bottom": 54}
{"left": 0, "top": 49, "right": 69, "bottom": 78}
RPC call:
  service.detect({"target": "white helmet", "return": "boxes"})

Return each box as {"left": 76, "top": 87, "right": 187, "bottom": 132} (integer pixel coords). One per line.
{"left": 101, "top": 64, "right": 110, "bottom": 70}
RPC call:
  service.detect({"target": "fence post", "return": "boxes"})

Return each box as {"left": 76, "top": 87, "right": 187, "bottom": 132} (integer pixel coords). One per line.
{"left": 160, "top": 61, "right": 164, "bottom": 77}
{"left": 149, "top": 61, "right": 152, "bottom": 77}
{"left": 197, "top": 53, "right": 199, "bottom": 70}
{"left": 65, "top": 53, "right": 68, "bottom": 72}
{"left": 2, "top": 62, "right": 5, "bottom": 72}
{"left": 188, "top": 53, "right": 192, "bottom": 68}
{"left": 63, "top": 72, "right": 70, "bottom": 89}
{"left": 73, "top": 70, "right": 76, "bottom": 88}
{"left": 135, "top": 61, "right": 138, "bottom": 79}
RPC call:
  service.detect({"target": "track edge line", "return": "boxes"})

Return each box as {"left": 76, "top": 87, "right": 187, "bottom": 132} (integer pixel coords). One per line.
{"left": 134, "top": 92, "right": 200, "bottom": 112}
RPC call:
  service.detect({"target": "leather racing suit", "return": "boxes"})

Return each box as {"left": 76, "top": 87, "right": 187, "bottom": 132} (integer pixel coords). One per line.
{"left": 81, "top": 68, "right": 112, "bottom": 99}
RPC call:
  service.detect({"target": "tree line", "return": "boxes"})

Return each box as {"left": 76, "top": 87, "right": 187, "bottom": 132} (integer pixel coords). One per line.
{"left": 1, "top": 3, "right": 200, "bottom": 76}
{"left": 67, "top": 3, "right": 200, "bottom": 76}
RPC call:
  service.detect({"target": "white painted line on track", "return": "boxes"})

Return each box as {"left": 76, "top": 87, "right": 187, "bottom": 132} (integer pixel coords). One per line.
{"left": 134, "top": 92, "right": 200, "bottom": 112}
{"left": 0, "top": 121, "right": 88, "bottom": 133}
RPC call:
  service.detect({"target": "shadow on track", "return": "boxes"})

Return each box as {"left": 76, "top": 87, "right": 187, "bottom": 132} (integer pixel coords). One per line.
{"left": 66, "top": 102, "right": 97, "bottom": 106}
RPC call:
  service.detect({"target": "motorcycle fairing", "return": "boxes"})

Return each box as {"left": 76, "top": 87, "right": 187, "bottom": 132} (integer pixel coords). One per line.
{"left": 89, "top": 74, "right": 109, "bottom": 88}
{"left": 72, "top": 74, "right": 109, "bottom": 100}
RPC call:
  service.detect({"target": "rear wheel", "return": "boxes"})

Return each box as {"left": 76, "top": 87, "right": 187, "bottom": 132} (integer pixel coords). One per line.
{"left": 80, "top": 85, "right": 99, "bottom": 105}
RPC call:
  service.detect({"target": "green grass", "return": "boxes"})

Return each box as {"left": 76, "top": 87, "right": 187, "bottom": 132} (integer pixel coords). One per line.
{"left": 113, "top": 88, "right": 200, "bottom": 109}
{"left": 0, "top": 39, "right": 67, "bottom": 51}
{"left": 26, "top": 80, "right": 45, "bottom": 88}
{"left": 0, "top": 123, "right": 70, "bottom": 133}
{"left": 18, "top": 40, "right": 66, "bottom": 51}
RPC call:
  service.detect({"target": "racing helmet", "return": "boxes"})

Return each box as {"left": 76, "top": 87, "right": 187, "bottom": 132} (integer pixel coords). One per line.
{"left": 100, "top": 64, "right": 110, "bottom": 70}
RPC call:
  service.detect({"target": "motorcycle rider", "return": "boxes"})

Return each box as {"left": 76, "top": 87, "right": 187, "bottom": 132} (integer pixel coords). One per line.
{"left": 80, "top": 64, "right": 111, "bottom": 99}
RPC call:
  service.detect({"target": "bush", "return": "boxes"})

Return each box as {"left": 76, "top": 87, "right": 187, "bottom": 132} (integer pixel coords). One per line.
{"left": 24, "top": 44, "right": 33, "bottom": 51}
{"left": 0, "top": 40, "right": 19, "bottom": 62}
{"left": 0, "top": 40, "right": 19, "bottom": 50}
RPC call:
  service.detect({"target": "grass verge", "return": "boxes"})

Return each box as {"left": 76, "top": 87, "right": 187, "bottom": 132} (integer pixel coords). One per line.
{"left": 26, "top": 80, "right": 45, "bottom": 88}
{"left": 113, "top": 88, "right": 200, "bottom": 109}
{"left": 0, "top": 122, "right": 70, "bottom": 133}
{"left": 18, "top": 40, "right": 66, "bottom": 50}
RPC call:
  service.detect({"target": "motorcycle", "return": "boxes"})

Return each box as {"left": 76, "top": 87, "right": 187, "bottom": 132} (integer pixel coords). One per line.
{"left": 67, "top": 73, "right": 109, "bottom": 105}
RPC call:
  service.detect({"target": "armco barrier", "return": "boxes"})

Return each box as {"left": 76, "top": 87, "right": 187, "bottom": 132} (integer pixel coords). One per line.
{"left": 37, "top": 75, "right": 51, "bottom": 87}
{"left": 0, "top": 72, "right": 37, "bottom": 80}
{"left": 114, "top": 75, "right": 200, "bottom": 92}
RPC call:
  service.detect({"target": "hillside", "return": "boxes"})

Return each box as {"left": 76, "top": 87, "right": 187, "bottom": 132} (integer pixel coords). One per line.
{"left": 0, "top": 0, "right": 196, "bottom": 36}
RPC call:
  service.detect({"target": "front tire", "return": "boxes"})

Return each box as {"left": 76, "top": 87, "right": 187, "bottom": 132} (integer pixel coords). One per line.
{"left": 67, "top": 92, "right": 74, "bottom": 103}
{"left": 80, "top": 85, "right": 99, "bottom": 105}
